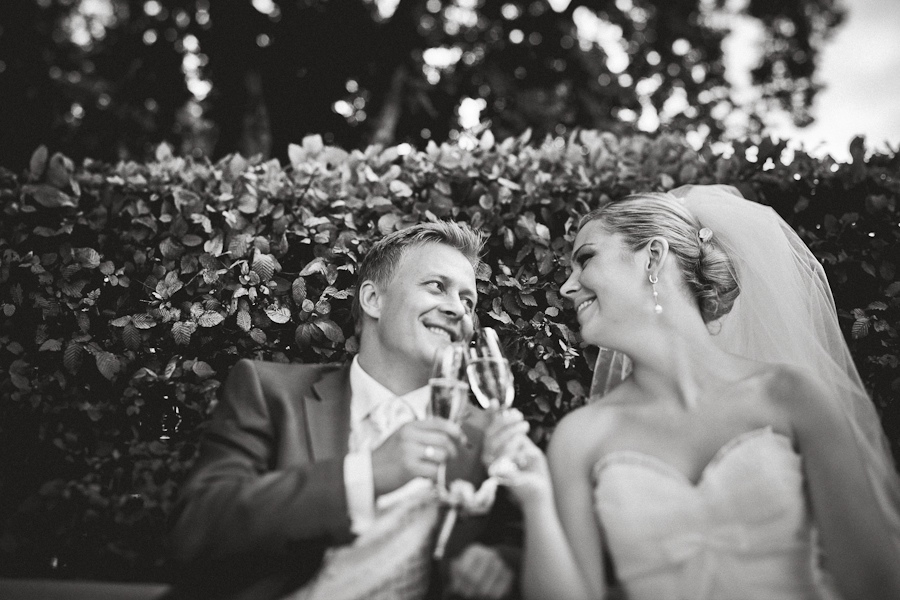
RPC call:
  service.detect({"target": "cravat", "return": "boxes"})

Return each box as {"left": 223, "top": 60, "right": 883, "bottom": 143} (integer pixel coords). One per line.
{"left": 364, "top": 397, "right": 419, "bottom": 449}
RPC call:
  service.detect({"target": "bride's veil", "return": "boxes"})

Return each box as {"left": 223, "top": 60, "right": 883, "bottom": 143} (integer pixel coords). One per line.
{"left": 587, "top": 184, "right": 900, "bottom": 540}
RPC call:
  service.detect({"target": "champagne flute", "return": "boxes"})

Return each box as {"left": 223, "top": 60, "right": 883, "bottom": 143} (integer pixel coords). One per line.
{"left": 466, "top": 327, "right": 524, "bottom": 479}
{"left": 428, "top": 343, "right": 469, "bottom": 493}
{"left": 428, "top": 342, "right": 469, "bottom": 423}
{"left": 428, "top": 342, "right": 470, "bottom": 561}
{"left": 466, "top": 327, "right": 515, "bottom": 412}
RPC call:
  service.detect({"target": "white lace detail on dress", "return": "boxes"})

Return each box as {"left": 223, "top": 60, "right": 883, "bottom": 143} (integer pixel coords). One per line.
{"left": 592, "top": 427, "right": 841, "bottom": 600}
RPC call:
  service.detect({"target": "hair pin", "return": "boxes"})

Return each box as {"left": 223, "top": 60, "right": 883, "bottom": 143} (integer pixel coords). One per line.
{"left": 698, "top": 227, "right": 713, "bottom": 243}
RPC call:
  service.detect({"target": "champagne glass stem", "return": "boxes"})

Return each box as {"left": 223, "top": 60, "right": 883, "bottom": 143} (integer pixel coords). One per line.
{"left": 433, "top": 507, "right": 458, "bottom": 561}
{"left": 437, "top": 462, "right": 447, "bottom": 494}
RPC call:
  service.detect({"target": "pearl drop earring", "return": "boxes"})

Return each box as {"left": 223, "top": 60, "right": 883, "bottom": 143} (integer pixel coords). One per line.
{"left": 649, "top": 274, "right": 662, "bottom": 314}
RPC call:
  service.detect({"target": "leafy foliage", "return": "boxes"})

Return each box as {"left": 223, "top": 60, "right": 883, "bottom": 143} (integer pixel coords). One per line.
{"left": 1, "top": 131, "right": 898, "bottom": 580}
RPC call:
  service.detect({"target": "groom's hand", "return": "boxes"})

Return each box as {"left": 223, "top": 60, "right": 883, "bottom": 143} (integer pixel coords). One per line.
{"left": 372, "top": 418, "right": 465, "bottom": 497}
{"left": 448, "top": 543, "right": 514, "bottom": 599}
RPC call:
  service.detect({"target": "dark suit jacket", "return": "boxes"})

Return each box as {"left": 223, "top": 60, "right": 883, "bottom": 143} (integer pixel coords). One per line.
{"left": 167, "top": 359, "right": 520, "bottom": 600}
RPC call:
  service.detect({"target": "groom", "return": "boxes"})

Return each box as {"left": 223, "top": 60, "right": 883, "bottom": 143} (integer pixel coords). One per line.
{"left": 167, "top": 221, "right": 518, "bottom": 600}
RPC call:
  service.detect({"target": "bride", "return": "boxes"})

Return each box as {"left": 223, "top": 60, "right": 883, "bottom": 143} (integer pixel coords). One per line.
{"left": 487, "top": 185, "right": 900, "bottom": 600}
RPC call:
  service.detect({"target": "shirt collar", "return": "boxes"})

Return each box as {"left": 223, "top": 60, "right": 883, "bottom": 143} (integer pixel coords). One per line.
{"left": 349, "top": 356, "right": 430, "bottom": 424}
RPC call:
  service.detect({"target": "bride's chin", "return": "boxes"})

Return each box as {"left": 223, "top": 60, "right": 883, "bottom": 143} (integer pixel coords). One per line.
{"left": 579, "top": 327, "right": 606, "bottom": 348}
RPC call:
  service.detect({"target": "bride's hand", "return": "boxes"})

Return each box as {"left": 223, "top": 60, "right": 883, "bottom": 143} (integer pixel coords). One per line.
{"left": 482, "top": 408, "right": 530, "bottom": 466}
{"left": 484, "top": 411, "right": 552, "bottom": 507}
{"left": 489, "top": 435, "right": 552, "bottom": 507}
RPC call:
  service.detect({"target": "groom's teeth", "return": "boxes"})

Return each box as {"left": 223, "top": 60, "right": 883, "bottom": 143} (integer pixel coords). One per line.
{"left": 427, "top": 326, "right": 452, "bottom": 340}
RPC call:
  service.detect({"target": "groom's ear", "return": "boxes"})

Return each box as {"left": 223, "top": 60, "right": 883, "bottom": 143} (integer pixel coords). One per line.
{"left": 358, "top": 280, "right": 382, "bottom": 320}
{"left": 645, "top": 237, "right": 670, "bottom": 276}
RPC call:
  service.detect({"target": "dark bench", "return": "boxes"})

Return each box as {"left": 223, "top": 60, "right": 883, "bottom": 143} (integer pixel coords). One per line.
{"left": 0, "top": 579, "right": 170, "bottom": 600}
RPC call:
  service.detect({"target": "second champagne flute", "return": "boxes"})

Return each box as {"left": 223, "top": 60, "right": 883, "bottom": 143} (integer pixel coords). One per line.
{"left": 466, "top": 327, "right": 514, "bottom": 411}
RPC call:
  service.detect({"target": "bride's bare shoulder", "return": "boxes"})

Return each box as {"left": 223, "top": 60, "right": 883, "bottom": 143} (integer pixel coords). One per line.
{"left": 550, "top": 389, "right": 631, "bottom": 464}
{"left": 755, "top": 363, "right": 834, "bottom": 425}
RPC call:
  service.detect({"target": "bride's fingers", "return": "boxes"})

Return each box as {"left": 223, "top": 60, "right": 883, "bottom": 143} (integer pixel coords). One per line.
{"left": 483, "top": 421, "right": 530, "bottom": 464}
{"left": 485, "top": 408, "right": 525, "bottom": 436}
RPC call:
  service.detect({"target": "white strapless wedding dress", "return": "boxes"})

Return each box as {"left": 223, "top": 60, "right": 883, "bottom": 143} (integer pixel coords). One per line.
{"left": 593, "top": 427, "right": 842, "bottom": 600}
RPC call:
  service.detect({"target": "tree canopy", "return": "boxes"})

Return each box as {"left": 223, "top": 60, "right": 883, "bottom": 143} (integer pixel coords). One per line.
{"left": 0, "top": 0, "right": 844, "bottom": 168}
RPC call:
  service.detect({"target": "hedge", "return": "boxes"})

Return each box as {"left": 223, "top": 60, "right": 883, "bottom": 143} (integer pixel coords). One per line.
{"left": 1, "top": 131, "right": 898, "bottom": 581}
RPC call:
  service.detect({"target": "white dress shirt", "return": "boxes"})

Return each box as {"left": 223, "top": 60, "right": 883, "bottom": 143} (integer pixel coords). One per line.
{"left": 286, "top": 357, "right": 439, "bottom": 600}
{"left": 344, "top": 356, "right": 431, "bottom": 534}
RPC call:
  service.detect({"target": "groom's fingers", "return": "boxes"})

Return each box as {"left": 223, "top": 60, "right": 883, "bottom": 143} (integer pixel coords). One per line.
{"left": 406, "top": 424, "right": 464, "bottom": 460}
{"left": 373, "top": 421, "right": 464, "bottom": 493}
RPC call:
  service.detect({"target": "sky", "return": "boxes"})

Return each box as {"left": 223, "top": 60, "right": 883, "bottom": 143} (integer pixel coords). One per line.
{"left": 766, "top": 0, "right": 900, "bottom": 161}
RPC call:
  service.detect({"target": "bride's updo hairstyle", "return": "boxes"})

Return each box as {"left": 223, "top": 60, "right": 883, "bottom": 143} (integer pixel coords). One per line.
{"left": 579, "top": 192, "right": 740, "bottom": 323}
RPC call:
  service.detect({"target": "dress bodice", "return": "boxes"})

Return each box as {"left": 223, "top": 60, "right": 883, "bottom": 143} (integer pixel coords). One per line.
{"left": 593, "top": 427, "right": 840, "bottom": 600}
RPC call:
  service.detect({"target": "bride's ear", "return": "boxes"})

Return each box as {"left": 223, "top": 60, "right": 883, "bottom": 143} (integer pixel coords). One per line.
{"left": 645, "top": 237, "right": 670, "bottom": 278}
{"left": 358, "top": 280, "right": 382, "bottom": 320}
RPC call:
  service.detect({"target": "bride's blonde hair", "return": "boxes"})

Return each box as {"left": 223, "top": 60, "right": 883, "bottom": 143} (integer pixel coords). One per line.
{"left": 579, "top": 192, "right": 740, "bottom": 323}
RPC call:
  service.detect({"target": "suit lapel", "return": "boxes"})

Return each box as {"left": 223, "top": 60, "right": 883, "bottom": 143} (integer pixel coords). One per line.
{"left": 303, "top": 364, "right": 352, "bottom": 462}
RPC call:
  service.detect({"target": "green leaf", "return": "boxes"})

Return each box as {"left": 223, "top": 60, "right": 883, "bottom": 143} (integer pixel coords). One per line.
{"left": 252, "top": 253, "right": 277, "bottom": 282}
{"left": 46, "top": 152, "right": 74, "bottom": 189}
{"left": 95, "top": 351, "right": 122, "bottom": 380}
{"left": 292, "top": 277, "right": 308, "bottom": 304}
{"left": 155, "top": 142, "right": 174, "bottom": 162}
{"left": 192, "top": 361, "right": 216, "bottom": 379}
{"left": 172, "top": 321, "right": 197, "bottom": 344}
{"left": 29, "top": 145, "right": 48, "bottom": 181}
{"left": 182, "top": 234, "right": 204, "bottom": 247}
{"left": 264, "top": 305, "right": 292, "bottom": 324}
{"left": 299, "top": 257, "right": 327, "bottom": 278}
{"left": 123, "top": 322, "right": 141, "bottom": 350}
{"left": 198, "top": 311, "right": 225, "bottom": 327}
{"left": 110, "top": 316, "right": 132, "bottom": 327}
{"left": 236, "top": 310, "right": 252, "bottom": 331}
{"left": 519, "top": 294, "right": 538, "bottom": 307}
{"left": 378, "top": 213, "right": 401, "bottom": 235}
{"left": 237, "top": 194, "right": 259, "bottom": 214}
{"left": 64, "top": 342, "right": 84, "bottom": 374}
{"left": 225, "top": 153, "right": 248, "bottom": 180}
{"left": 205, "top": 235, "right": 225, "bottom": 256}
{"left": 315, "top": 319, "right": 344, "bottom": 343}
{"left": 39, "top": 339, "right": 63, "bottom": 351}
{"left": 389, "top": 180, "right": 413, "bottom": 198}
{"left": 228, "top": 234, "right": 252, "bottom": 258}
{"left": 131, "top": 314, "right": 157, "bottom": 329}
{"left": 249, "top": 327, "right": 267, "bottom": 345}
{"left": 159, "top": 237, "right": 184, "bottom": 259}
{"left": 294, "top": 323, "right": 317, "bottom": 348}
{"left": 303, "top": 134, "right": 324, "bottom": 154}
{"left": 23, "top": 184, "right": 77, "bottom": 208}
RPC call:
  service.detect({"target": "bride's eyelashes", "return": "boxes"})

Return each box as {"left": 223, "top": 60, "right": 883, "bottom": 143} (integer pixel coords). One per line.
{"left": 573, "top": 248, "right": 595, "bottom": 268}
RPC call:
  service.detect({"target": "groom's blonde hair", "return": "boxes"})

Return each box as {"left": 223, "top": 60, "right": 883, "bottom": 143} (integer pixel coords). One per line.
{"left": 351, "top": 221, "right": 485, "bottom": 333}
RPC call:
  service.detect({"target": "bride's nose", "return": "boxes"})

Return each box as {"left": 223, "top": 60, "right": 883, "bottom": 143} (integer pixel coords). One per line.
{"left": 560, "top": 271, "right": 580, "bottom": 299}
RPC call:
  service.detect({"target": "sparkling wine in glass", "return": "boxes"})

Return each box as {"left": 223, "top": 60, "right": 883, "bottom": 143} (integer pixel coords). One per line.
{"left": 466, "top": 327, "right": 514, "bottom": 411}
{"left": 428, "top": 342, "right": 469, "bottom": 499}
{"left": 429, "top": 378, "right": 469, "bottom": 422}
{"left": 428, "top": 342, "right": 469, "bottom": 422}
{"left": 466, "top": 358, "right": 514, "bottom": 410}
